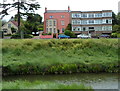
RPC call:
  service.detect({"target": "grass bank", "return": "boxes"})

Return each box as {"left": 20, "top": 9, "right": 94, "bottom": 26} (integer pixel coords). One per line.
{"left": 2, "top": 39, "right": 119, "bottom": 75}
{"left": 2, "top": 80, "right": 93, "bottom": 90}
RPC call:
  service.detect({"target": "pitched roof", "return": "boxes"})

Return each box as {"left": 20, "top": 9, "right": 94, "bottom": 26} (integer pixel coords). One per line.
{"left": 11, "top": 21, "right": 18, "bottom": 27}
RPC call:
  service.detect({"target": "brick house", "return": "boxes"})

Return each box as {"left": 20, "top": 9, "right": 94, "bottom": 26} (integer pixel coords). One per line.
{"left": 44, "top": 6, "right": 71, "bottom": 33}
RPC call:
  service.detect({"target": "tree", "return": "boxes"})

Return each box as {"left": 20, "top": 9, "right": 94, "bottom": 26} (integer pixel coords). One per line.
{"left": 64, "top": 30, "right": 76, "bottom": 38}
{"left": 27, "top": 13, "right": 42, "bottom": 23}
{"left": 22, "top": 13, "right": 43, "bottom": 34}
{"left": 0, "top": 0, "right": 40, "bottom": 38}
{"left": 65, "top": 23, "right": 72, "bottom": 31}
{"left": 0, "top": 20, "right": 1, "bottom": 31}
{"left": 116, "top": 12, "right": 120, "bottom": 25}
{"left": 1, "top": 20, "right": 7, "bottom": 26}
{"left": 112, "top": 25, "right": 120, "bottom": 33}
{"left": 112, "top": 12, "right": 118, "bottom": 25}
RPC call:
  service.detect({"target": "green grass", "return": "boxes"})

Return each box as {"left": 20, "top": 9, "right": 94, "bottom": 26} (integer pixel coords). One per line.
{"left": 2, "top": 39, "right": 119, "bottom": 75}
{"left": 2, "top": 80, "right": 93, "bottom": 90}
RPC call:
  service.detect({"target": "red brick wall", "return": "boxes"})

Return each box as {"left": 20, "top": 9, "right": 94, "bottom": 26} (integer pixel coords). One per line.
{"left": 44, "top": 12, "right": 70, "bottom": 33}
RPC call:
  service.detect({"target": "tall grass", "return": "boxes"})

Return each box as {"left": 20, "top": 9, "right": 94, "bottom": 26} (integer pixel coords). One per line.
{"left": 2, "top": 39, "right": 119, "bottom": 75}
{"left": 2, "top": 80, "right": 93, "bottom": 90}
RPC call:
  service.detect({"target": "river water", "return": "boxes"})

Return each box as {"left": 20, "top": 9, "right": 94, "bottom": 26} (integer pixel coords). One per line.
{"left": 3, "top": 73, "right": 119, "bottom": 90}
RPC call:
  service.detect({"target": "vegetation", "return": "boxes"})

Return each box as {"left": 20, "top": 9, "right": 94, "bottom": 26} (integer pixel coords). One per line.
{"left": 2, "top": 80, "right": 93, "bottom": 90}
{"left": 0, "top": 0, "right": 40, "bottom": 19}
{"left": 2, "top": 39, "right": 119, "bottom": 76}
{"left": 64, "top": 30, "right": 76, "bottom": 38}
{"left": 112, "top": 12, "right": 120, "bottom": 38}
{"left": 0, "top": 0, "right": 41, "bottom": 39}
{"left": 11, "top": 34, "right": 33, "bottom": 39}
{"left": 64, "top": 24, "right": 76, "bottom": 38}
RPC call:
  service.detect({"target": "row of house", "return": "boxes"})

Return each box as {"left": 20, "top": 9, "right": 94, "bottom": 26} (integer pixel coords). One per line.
{"left": 44, "top": 6, "right": 112, "bottom": 36}
{"left": 1, "top": 6, "right": 112, "bottom": 36}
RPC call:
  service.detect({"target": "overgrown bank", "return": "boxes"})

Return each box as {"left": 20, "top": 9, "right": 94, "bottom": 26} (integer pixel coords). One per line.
{"left": 2, "top": 80, "right": 93, "bottom": 90}
{"left": 2, "top": 39, "right": 119, "bottom": 76}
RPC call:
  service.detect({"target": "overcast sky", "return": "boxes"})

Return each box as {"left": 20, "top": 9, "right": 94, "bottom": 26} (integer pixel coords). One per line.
{"left": 0, "top": 0, "right": 120, "bottom": 21}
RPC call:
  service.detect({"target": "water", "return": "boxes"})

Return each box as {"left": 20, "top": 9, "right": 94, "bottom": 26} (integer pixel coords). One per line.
{"left": 3, "top": 73, "right": 119, "bottom": 89}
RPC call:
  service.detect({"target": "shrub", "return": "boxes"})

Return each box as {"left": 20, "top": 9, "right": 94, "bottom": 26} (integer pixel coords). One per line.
{"left": 64, "top": 30, "right": 76, "bottom": 38}
{"left": 117, "top": 33, "right": 120, "bottom": 38}
{"left": 11, "top": 34, "right": 33, "bottom": 39}
{"left": 111, "top": 33, "right": 117, "bottom": 38}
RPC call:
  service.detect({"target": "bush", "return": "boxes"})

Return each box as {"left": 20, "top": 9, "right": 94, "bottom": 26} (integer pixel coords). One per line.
{"left": 117, "top": 33, "right": 120, "bottom": 38}
{"left": 42, "top": 33, "right": 52, "bottom": 35}
{"left": 111, "top": 33, "right": 117, "bottom": 38}
{"left": 11, "top": 34, "right": 33, "bottom": 39}
{"left": 64, "top": 30, "right": 76, "bottom": 38}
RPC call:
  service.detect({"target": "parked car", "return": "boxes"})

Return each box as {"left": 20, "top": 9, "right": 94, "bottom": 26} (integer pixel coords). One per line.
{"left": 98, "top": 34, "right": 110, "bottom": 38}
{"left": 58, "top": 34, "right": 70, "bottom": 38}
{"left": 77, "top": 34, "right": 91, "bottom": 39}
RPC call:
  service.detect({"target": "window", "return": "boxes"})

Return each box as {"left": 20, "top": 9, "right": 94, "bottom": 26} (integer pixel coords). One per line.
{"left": 88, "top": 14, "right": 94, "bottom": 18}
{"left": 72, "top": 13, "right": 81, "bottom": 18}
{"left": 72, "top": 20, "right": 81, "bottom": 25}
{"left": 89, "top": 27, "right": 94, "bottom": 30}
{"left": 95, "top": 20, "right": 102, "bottom": 24}
{"left": 62, "top": 28, "right": 64, "bottom": 32}
{"left": 49, "top": 21, "right": 52, "bottom": 26}
{"left": 95, "top": 13, "right": 102, "bottom": 17}
{"left": 61, "top": 15, "right": 65, "bottom": 18}
{"left": 54, "top": 28, "right": 56, "bottom": 33}
{"left": 95, "top": 26, "right": 102, "bottom": 31}
{"left": 102, "top": 26, "right": 112, "bottom": 31}
{"left": 102, "top": 19, "right": 112, "bottom": 24}
{"left": 106, "top": 20, "right": 108, "bottom": 23}
{"left": 108, "top": 19, "right": 112, "bottom": 24}
{"left": 88, "top": 20, "right": 94, "bottom": 24}
{"left": 83, "top": 27, "right": 86, "bottom": 31}
{"left": 77, "top": 27, "right": 81, "bottom": 31}
{"left": 72, "top": 27, "right": 81, "bottom": 31}
{"left": 82, "top": 20, "right": 87, "bottom": 24}
{"left": 102, "top": 19, "right": 106, "bottom": 23}
{"left": 72, "top": 27, "right": 77, "bottom": 31}
{"left": 8, "top": 24, "right": 11, "bottom": 28}
{"left": 3, "top": 29, "right": 7, "bottom": 33}
{"left": 53, "top": 20, "right": 56, "bottom": 26}
{"left": 81, "top": 14, "right": 87, "bottom": 18}
{"left": 102, "top": 12, "right": 112, "bottom": 17}
{"left": 50, "top": 28, "right": 52, "bottom": 33}
{"left": 49, "top": 16, "right": 53, "bottom": 18}
{"left": 61, "top": 21, "right": 64, "bottom": 25}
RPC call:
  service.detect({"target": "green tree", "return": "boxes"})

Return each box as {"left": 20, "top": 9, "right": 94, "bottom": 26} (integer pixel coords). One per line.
{"left": 112, "top": 12, "right": 118, "bottom": 25}
{"left": 65, "top": 23, "right": 72, "bottom": 31}
{"left": 64, "top": 30, "right": 76, "bottom": 38}
{"left": 0, "top": 0, "right": 40, "bottom": 38}
{"left": 22, "top": 14, "right": 43, "bottom": 34}
{"left": 112, "top": 25, "right": 120, "bottom": 33}
{"left": 116, "top": 12, "right": 120, "bottom": 25}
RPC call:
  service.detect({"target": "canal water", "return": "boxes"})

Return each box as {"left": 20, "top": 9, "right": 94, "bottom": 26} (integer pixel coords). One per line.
{"left": 3, "top": 73, "right": 119, "bottom": 89}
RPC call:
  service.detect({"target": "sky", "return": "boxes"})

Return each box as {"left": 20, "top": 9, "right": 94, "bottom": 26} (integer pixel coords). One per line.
{"left": 0, "top": 0, "right": 120, "bottom": 21}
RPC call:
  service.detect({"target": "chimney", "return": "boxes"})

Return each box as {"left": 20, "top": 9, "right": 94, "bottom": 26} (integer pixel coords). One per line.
{"left": 45, "top": 7, "right": 47, "bottom": 12}
{"left": 68, "top": 6, "right": 70, "bottom": 12}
